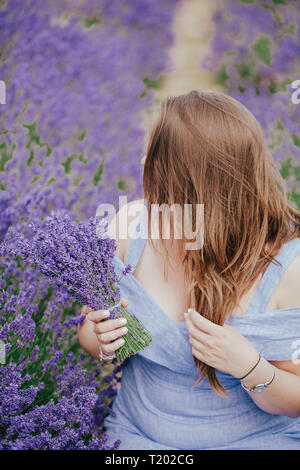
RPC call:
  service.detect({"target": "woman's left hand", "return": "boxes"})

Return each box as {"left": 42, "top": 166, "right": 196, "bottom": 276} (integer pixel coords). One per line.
{"left": 184, "top": 308, "right": 260, "bottom": 378}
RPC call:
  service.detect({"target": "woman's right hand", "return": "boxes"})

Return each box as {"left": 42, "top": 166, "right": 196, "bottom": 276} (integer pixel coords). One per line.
{"left": 83, "top": 298, "right": 129, "bottom": 359}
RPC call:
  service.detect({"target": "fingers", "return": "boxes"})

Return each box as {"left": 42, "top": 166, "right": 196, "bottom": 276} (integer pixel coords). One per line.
{"left": 185, "top": 315, "right": 210, "bottom": 345}
{"left": 191, "top": 345, "right": 205, "bottom": 362}
{"left": 189, "top": 336, "right": 206, "bottom": 355}
{"left": 101, "top": 337, "right": 125, "bottom": 355}
{"left": 81, "top": 305, "right": 93, "bottom": 315}
{"left": 95, "top": 326, "right": 128, "bottom": 344}
{"left": 185, "top": 310, "right": 216, "bottom": 361}
{"left": 86, "top": 298, "right": 129, "bottom": 323}
{"left": 185, "top": 316, "right": 210, "bottom": 356}
{"left": 186, "top": 309, "right": 221, "bottom": 335}
{"left": 94, "top": 316, "right": 127, "bottom": 333}
{"left": 87, "top": 309, "right": 111, "bottom": 323}
{"left": 85, "top": 303, "right": 130, "bottom": 357}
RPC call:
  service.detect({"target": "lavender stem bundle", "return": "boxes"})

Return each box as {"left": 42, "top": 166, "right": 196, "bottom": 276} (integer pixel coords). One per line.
{"left": 6, "top": 210, "right": 152, "bottom": 363}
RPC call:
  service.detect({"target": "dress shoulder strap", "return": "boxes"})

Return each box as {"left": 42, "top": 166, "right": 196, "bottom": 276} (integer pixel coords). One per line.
{"left": 124, "top": 201, "right": 148, "bottom": 272}
{"left": 248, "top": 237, "right": 300, "bottom": 313}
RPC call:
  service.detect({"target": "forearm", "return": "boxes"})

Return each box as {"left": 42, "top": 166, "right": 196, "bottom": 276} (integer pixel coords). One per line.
{"left": 77, "top": 315, "right": 100, "bottom": 360}
{"left": 241, "top": 357, "right": 300, "bottom": 418}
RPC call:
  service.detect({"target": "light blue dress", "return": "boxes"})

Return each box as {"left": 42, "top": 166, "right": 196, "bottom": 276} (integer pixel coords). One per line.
{"left": 104, "top": 204, "right": 300, "bottom": 450}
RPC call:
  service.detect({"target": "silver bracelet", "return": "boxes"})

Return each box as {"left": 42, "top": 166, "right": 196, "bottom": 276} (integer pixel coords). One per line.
{"left": 98, "top": 343, "right": 115, "bottom": 362}
{"left": 241, "top": 365, "right": 276, "bottom": 393}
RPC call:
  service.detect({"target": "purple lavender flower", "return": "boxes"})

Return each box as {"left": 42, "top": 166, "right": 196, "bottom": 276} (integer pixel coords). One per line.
{"left": 4, "top": 210, "right": 152, "bottom": 362}
{"left": 203, "top": 0, "right": 300, "bottom": 206}
{"left": 0, "top": 0, "right": 180, "bottom": 450}
{"left": 122, "top": 264, "right": 132, "bottom": 277}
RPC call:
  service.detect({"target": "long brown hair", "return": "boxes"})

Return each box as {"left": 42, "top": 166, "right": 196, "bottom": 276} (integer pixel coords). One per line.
{"left": 143, "top": 90, "right": 300, "bottom": 395}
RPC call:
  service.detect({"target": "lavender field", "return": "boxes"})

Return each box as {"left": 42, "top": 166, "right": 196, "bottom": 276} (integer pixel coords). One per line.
{"left": 0, "top": 0, "right": 299, "bottom": 450}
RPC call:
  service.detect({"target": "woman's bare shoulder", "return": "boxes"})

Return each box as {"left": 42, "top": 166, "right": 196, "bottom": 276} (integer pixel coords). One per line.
{"left": 275, "top": 251, "right": 300, "bottom": 310}
{"left": 106, "top": 198, "right": 145, "bottom": 262}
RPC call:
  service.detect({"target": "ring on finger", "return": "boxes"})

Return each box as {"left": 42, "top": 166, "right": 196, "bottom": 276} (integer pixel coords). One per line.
{"left": 99, "top": 343, "right": 115, "bottom": 362}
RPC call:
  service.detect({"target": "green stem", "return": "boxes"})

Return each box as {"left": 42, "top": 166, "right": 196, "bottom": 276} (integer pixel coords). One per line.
{"left": 114, "top": 306, "right": 152, "bottom": 363}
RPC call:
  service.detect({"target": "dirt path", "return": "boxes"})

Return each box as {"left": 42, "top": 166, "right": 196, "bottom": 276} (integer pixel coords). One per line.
{"left": 143, "top": 0, "right": 221, "bottom": 131}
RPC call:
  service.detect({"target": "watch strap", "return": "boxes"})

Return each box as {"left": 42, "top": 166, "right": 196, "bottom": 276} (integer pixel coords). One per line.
{"left": 241, "top": 365, "right": 276, "bottom": 393}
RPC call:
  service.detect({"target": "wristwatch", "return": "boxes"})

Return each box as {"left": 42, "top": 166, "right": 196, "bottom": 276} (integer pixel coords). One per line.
{"left": 241, "top": 365, "right": 276, "bottom": 393}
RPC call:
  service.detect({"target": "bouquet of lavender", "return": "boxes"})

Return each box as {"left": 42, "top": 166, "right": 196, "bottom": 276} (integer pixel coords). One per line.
{"left": 5, "top": 210, "right": 152, "bottom": 363}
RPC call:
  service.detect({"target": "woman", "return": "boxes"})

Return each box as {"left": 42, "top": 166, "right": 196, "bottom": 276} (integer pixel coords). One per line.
{"left": 78, "top": 90, "right": 300, "bottom": 450}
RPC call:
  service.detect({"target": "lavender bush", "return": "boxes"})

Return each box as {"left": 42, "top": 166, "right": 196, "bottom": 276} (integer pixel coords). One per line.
{"left": 0, "top": 0, "right": 180, "bottom": 222}
{"left": 203, "top": 0, "right": 300, "bottom": 207}
{"left": 0, "top": 0, "right": 180, "bottom": 449}
{"left": 0, "top": 253, "right": 123, "bottom": 450}
{"left": 3, "top": 210, "right": 152, "bottom": 362}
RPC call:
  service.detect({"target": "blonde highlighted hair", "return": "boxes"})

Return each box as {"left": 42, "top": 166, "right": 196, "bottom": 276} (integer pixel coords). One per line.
{"left": 143, "top": 90, "right": 300, "bottom": 395}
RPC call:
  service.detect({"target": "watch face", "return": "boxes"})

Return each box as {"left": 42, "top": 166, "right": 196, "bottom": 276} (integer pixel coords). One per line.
{"left": 251, "top": 384, "right": 266, "bottom": 393}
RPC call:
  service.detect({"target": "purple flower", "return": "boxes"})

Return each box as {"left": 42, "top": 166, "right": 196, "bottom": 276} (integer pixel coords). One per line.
{"left": 204, "top": 0, "right": 300, "bottom": 203}
{"left": 0, "top": 0, "right": 180, "bottom": 450}
{"left": 122, "top": 264, "right": 132, "bottom": 276}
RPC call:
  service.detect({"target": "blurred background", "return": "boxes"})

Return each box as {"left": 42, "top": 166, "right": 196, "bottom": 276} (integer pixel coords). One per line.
{"left": 0, "top": 0, "right": 300, "bottom": 450}
{"left": 1, "top": 0, "right": 299, "bottom": 230}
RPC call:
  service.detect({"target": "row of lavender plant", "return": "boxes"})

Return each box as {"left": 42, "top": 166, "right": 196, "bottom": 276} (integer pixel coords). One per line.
{"left": 203, "top": 0, "right": 300, "bottom": 207}
{"left": 0, "top": 0, "right": 181, "bottom": 449}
